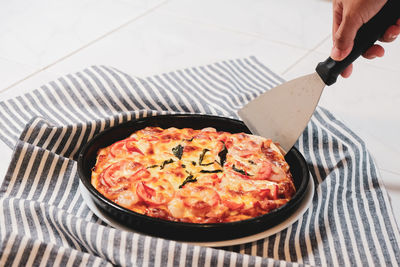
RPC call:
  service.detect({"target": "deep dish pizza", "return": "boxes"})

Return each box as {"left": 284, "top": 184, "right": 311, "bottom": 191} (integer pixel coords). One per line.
{"left": 91, "top": 127, "right": 296, "bottom": 223}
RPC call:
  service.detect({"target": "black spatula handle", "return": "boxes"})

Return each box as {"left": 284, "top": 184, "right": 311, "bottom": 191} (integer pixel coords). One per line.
{"left": 316, "top": 0, "right": 400, "bottom": 86}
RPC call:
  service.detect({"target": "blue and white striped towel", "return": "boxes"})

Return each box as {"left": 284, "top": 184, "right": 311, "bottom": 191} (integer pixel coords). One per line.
{"left": 0, "top": 56, "right": 399, "bottom": 266}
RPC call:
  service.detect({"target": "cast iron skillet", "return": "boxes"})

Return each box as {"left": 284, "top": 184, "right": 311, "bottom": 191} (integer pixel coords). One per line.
{"left": 78, "top": 114, "right": 309, "bottom": 242}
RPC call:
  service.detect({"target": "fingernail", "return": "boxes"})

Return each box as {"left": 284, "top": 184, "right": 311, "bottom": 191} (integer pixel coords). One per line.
{"left": 389, "top": 34, "right": 398, "bottom": 40}
{"left": 331, "top": 46, "right": 343, "bottom": 60}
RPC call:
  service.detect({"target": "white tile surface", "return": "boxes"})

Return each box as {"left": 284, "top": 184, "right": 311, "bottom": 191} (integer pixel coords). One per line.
{"left": 0, "top": 57, "right": 36, "bottom": 91}
{"left": 44, "top": 10, "right": 309, "bottom": 78}
{"left": 0, "top": 0, "right": 164, "bottom": 70}
{"left": 119, "top": 0, "right": 169, "bottom": 9}
{"left": 162, "top": 0, "right": 333, "bottom": 50}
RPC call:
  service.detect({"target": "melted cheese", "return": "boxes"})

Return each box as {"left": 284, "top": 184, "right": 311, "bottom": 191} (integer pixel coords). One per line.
{"left": 91, "top": 127, "right": 296, "bottom": 223}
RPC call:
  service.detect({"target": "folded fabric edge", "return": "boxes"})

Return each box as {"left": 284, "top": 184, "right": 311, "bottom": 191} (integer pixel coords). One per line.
{"left": 15, "top": 111, "right": 236, "bottom": 161}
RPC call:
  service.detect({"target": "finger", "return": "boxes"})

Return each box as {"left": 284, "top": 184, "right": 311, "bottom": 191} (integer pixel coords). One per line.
{"left": 340, "top": 64, "right": 353, "bottom": 78}
{"left": 362, "top": 44, "right": 385, "bottom": 59}
{"left": 379, "top": 23, "right": 400, "bottom": 42}
{"left": 331, "top": 12, "right": 364, "bottom": 61}
{"left": 332, "top": 0, "right": 343, "bottom": 40}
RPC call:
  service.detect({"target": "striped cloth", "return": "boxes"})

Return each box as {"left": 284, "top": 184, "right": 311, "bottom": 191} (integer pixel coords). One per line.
{"left": 0, "top": 56, "right": 399, "bottom": 266}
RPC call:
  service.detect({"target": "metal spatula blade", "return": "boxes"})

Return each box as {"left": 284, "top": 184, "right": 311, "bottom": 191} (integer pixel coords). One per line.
{"left": 238, "top": 73, "right": 325, "bottom": 152}
{"left": 238, "top": 0, "right": 399, "bottom": 154}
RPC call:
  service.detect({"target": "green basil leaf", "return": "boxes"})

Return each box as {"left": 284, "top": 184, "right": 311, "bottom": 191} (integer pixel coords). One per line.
{"left": 232, "top": 164, "right": 252, "bottom": 176}
{"left": 160, "top": 159, "right": 174, "bottom": 169}
{"left": 199, "top": 169, "right": 223, "bottom": 173}
{"left": 179, "top": 175, "right": 197, "bottom": 188}
{"left": 218, "top": 142, "right": 228, "bottom": 167}
{"left": 172, "top": 144, "right": 183, "bottom": 159}
{"left": 146, "top": 164, "right": 159, "bottom": 169}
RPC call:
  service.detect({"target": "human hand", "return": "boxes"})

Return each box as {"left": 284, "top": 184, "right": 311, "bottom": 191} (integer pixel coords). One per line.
{"left": 331, "top": 0, "right": 400, "bottom": 78}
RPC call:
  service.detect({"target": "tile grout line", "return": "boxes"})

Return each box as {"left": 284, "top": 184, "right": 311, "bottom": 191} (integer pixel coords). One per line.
{"left": 156, "top": 9, "right": 314, "bottom": 52}
{"left": 0, "top": 0, "right": 169, "bottom": 95}
{"left": 281, "top": 35, "right": 331, "bottom": 76}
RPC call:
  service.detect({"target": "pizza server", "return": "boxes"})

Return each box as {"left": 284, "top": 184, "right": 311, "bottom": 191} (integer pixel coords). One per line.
{"left": 238, "top": 0, "right": 400, "bottom": 154}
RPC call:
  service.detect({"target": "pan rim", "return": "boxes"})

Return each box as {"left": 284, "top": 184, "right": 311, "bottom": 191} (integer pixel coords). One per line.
{"left": 77, "top": 114, "right": 309, "bottom": 237}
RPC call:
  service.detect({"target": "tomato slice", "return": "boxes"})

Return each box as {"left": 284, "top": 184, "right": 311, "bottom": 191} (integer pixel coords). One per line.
{"left": 136, "top": 182, "right": 155, "bottom": 200}
{"left": 254, "top": 199, "right": 278, "bottom": 211}
{"left": 110, "top": 140, "right": 126, "bottom": 157}
{"left": 236, "top": 148, "right": 253, "bottom": 158}
{"left": 131, "top": 167, "right": 151, "bottom": 180}
{"left": 257, "top": 185, "right": 278, "bottom": 200}
{"left": 180, "top": 186, "right": 220, "bottom": 211}
{"left": 222, "top": 199, "right": 244, "bottom": 211}
{"left": 257, "top": 162, "right": 272, "bottom": 180}
{"left": 136, "top": 180, "right": 173, "bottom": 206}
{"left": 144, "top": 136, "right": 159, "bottom": 142}
{"left": 193, "top": 133, "right": 211, "bottom": 141}
{"left": 100, "top": 160, "right": 144, "bottom": 188}
{"left": 125, "top": 138, "right": 144, "bottom": 155}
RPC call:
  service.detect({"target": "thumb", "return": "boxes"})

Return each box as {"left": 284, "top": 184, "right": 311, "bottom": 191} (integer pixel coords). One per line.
{"left": 331, "top": 15, "right": 363, "bottom": 61}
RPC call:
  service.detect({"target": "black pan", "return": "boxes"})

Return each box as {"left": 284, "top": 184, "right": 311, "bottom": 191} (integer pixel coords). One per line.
{"left": 77, "top": 114, "right": 309, "bottom": 242}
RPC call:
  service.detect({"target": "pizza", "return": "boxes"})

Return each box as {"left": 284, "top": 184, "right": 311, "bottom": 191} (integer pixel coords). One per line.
{"left": 91, "top": 127, "right": 296, "bottom": 223}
